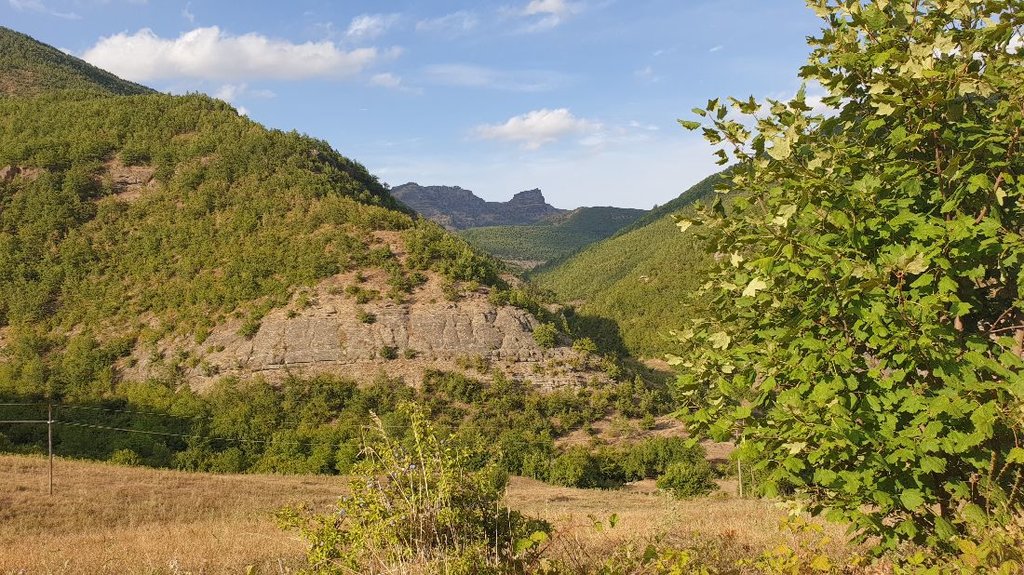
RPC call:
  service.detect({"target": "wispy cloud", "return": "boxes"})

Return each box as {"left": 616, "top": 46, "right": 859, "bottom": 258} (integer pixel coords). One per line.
{"left": 82, "top": 27, "right": 393, "bottom": 82}
{"left": 474, "top": 108, "right": 600, "bottom": 150}
{"left": 416, "top": 11, "right": 478, "bottom": 35}
{"left": 513, "top": 0, "right": 584, "bottom": 32}
{"left": 8, "top": 0, "right": 80, "bottom": 19}
{"left": 634, "top": 65, "right": 661, "bottom": 82}
{"left": 345, "top": 13, "right": 400, "bottom": 42}
{"left": 213, "top": 83, "right": 274, "bottom": 102}
{"left": 181, "top": 2, "right": 195, "bottom": 24}
{"left": 423, "top": 64, "right": 569, "bottom": 92}
{"left": 709, "top": 44, "right": 724, "bottom": 53}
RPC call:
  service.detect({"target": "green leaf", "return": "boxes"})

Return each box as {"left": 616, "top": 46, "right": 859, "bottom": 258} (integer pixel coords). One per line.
{"left": 1007, "top": 447, "right": 1024, "bottom": 464}
{"left": 742, "top": 277, "right": 768, "bottom": 297}
{"left": 773, "top": 204, "right": 797, "bottom": 226}
{"left": 708, "top": 331, "right": 731, "bottom": 350}
{"left": 899, "top": 489, "right": 925, "bottom": 511}
{"left": 678, "top": 119, "right": 702, "bottom": 130}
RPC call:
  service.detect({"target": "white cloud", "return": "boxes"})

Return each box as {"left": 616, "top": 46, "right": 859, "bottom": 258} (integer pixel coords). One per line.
{"left": 369, "top": 72, "right": 402, "bottom": 88}
{"left": 629, "top": 120, "right": 660, "bottom": 131}
{"left": 81, "top": 27, "right": 387, "bottom": 82}
{"left": 213, "top": 83, "right": 274, "bottom": 102}
{"left": 474, "top": 108, "right": 601, "bottom": 150}
{"left": 345, "top": 13, "right": 400, "bottom": 41}
{"left": 709, "top": 44, "right": 723, "bottom": 53}
{"left": 8, "top": 0, "right": 80, "bottom": 19}
{"left": 524, "top": 0, "right": 574, "bottom": 17}
{"left": 416, "top": 11, "right": 478, "bottom": 34}
{"left": 181, "top": 2, "right": 195, "bottom": 23}
{"left": 515, "top": 0, "right": 583, "bottom": 31}
{"left": 423, "top": 64, "right": 568, "bottom": 92}
{"left": 1010, "top": 34, "right": 1022, "bottom": 54}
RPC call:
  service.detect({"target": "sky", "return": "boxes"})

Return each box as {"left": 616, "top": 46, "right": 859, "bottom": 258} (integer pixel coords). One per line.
{"left": 3, "top": 0, "right": 824, "bottom": 209}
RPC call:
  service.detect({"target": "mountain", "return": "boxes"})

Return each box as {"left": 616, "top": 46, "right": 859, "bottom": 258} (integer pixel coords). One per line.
{"left": 460, "top": 206, "right": 648, "bottom": 269}
{"left": 531, "top": 171, "right": 726, "bottom": 358}
{"left": 0, "top": 30, "right": 611, "bottom": 401}
{"left": 390, "top": 182, "right": 567, "bottom": 229}
{"left": 0, "top": 26, "right": 152, "bottom": 96}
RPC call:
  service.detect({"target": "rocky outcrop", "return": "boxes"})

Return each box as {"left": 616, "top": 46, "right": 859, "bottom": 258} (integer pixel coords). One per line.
{"left": 124, "top": 267, "right": 607, "bottom": 392}
{"left": 105, "top": 157, "right": 157, "bottom": 201}
{"left": 390, "top": 182, "right": 566, "bottom": 229}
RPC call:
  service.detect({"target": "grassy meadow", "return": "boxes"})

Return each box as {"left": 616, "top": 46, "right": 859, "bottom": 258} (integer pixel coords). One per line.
{"left": 0, "top": 454, "right": 858, "bottom": 574}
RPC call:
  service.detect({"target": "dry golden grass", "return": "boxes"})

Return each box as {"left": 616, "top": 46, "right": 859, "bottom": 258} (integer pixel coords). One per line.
{"left": 0, "top": 454, "right": 343, "bottom": 574}
{"left": 505, "top": 476, "right": 858, "bottom": 569}
{"left": 0, "top": 455, "right": 857, "bottom": 574}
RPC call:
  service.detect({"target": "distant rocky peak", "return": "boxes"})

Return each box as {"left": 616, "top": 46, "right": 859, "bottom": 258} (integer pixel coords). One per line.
{"left": 388, "top": 182, "right": 567, "bottom": 230}
{"left": 508, "top": 189, "right": 547, "bottom": 206}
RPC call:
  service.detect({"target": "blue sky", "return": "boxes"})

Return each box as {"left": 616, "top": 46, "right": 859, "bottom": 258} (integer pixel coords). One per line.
{"left": 3, "top": 0, "right": 823, "bottom": 209}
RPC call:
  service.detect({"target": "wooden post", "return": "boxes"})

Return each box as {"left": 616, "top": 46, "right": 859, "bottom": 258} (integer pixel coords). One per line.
{"left": 737, "top": 453, "right": 743, "bottom": 498}
{"left": 47, "top": 402, "right": 53, "bottom": 497}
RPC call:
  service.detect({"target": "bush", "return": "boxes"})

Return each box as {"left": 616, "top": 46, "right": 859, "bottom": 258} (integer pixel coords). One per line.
{"left": 656, "top": 459, "right": 716, "bottom": 499}
{"left": 532, "top": 322, "right": 558, "bottom": 349}
{"left": 549, "top": 446, "right": 625, "bottom": 489}
{"left": 378, "top": 346, "right": 398, "bottom": 360}
{"left": 279, "top": 404, "right": 551, "bottom": 574}
{"left": 108, "top": 448, "right": 142, "bottom": 466}
{"left": 238, "top": 319, "right": 260, "bottom": 339}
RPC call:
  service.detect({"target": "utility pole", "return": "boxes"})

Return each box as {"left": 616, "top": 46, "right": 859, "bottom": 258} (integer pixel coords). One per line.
{"left": 48, "top": 402, "right": 53, "bottom": 496}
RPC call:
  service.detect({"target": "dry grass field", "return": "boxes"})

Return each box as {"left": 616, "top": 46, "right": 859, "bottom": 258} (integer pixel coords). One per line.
{"left": 0, "top": 454, "right": 855, "bottom": 574}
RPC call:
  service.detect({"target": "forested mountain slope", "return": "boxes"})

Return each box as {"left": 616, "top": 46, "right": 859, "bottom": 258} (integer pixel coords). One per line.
{"left": 0, "top": 26, "right": 152, "bottom": 96}
{"left": 0, "top": 33, "right": 611, "bottom": 400}
{"left": 531, "top": 172, "right": 726, "bottom": 357}
{"left": 460, "top": 206, "right": 648, "bottom": 268}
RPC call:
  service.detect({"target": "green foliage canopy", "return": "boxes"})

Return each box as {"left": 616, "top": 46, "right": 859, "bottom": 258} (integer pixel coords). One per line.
{"left": 674, "top": 0, "right": 1024, "bottom": 553}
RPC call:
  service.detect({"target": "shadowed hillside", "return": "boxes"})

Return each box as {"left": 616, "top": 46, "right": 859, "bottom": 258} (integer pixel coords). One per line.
{"left": 532, "top": 171, "right": 727, "bottom": 357}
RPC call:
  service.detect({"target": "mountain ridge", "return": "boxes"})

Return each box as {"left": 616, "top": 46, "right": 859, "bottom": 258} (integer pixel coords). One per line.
{"left": 0, "top": 26, "right": 153, "bottom": 97}
{"left": 390, "top": 182, "right": 567, "bottom": 230}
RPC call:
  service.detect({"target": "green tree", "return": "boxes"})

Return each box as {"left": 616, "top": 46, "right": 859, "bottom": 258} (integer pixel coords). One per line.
{"left": 674, "top": 0, "right": 1024, "bottom": 553}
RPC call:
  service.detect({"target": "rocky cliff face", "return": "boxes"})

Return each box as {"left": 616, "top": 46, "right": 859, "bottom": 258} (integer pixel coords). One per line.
{"left": 123, "top": 234, "right": 607, "bottom": 391}
{"left": 391, "top": 182, "right": 566, "bottom": 229}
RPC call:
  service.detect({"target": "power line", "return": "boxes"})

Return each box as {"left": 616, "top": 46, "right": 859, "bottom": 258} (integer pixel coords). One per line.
{"left": 56, "top": 420, "right": 311, "bottom": 446}
{"left": 57, "top": 404, "right": 211, "bottom": 420}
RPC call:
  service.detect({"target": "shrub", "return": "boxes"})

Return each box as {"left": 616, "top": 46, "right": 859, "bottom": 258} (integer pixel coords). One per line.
{"left": 356, "top": 309, "right": 375, "bottom": 324}
{"left": 378, "top": 346, "right": 398, "bottom": 360}
{"left": 238, "top": 319, "right": 260, "bottom": 339}
{"left": 549, "top": 446, "right": 625, "bottom": 489}
{"left": 656, "top": 460, "right": 716, "bottom": 499}
{"left": 108, "top": 448, "right": 142, "bottom": 466}
{"left": 532, "top": 322, "right": 558, "bottom": 349}
{"left": 279, "top": 404, "right": 551, "bottom": 574}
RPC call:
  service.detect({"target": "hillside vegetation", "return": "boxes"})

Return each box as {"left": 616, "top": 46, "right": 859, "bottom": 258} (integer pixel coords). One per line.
{"left": 532, "top": 173, "right": 723, "bottom": 357}
{"left": 0, "top": 27, "right": 152, "bottom": 96}
{"left": 461, "top": 206, "right": 648, "bottom": 267}
{"left": 0, "top": 91, "right": 523, "bottom": 396}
